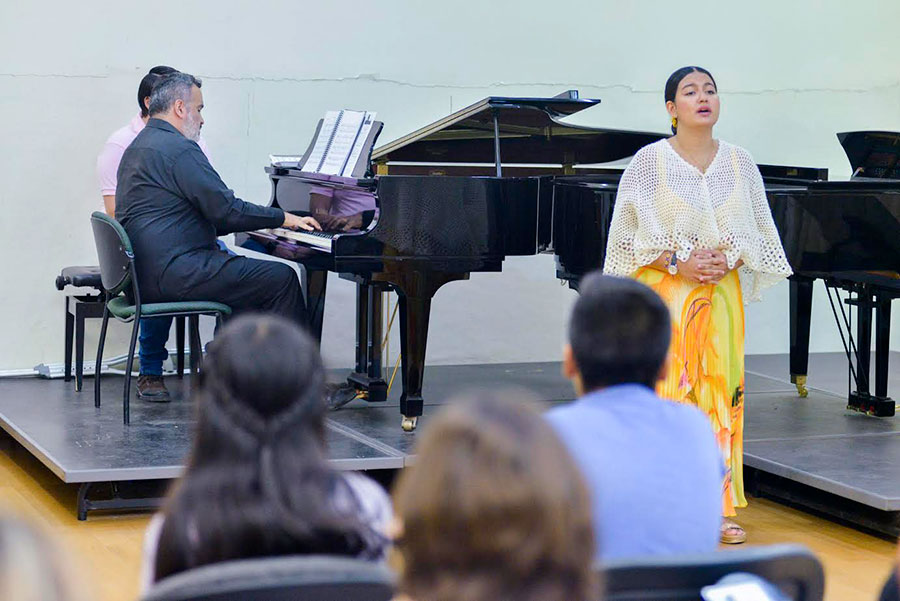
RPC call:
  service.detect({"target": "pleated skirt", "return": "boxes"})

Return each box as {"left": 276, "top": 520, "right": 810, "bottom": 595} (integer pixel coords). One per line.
{"left": 632, "top": 267, "right": 747, "bottom": 516}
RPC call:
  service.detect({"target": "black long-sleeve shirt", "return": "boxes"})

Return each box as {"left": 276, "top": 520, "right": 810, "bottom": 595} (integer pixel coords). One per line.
{"left": 116, "top": 119, "right": 284, "bottom": 300}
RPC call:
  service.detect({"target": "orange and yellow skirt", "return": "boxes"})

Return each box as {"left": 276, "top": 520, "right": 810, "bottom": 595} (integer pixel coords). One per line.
{"left": 633, "top": 267, "right": 746, "bottom": 517}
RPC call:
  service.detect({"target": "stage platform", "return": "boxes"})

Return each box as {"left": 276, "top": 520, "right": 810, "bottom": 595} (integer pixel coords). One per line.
{"left": 0, "top": 353, "right": 897, "bottom": 525}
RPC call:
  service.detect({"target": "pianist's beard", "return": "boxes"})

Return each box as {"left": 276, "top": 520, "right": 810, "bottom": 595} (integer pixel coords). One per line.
{"left": 183, "top": 112, "right": 202, "bottom": 142}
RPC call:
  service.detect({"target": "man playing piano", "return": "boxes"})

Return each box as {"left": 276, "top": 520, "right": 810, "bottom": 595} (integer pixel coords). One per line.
{"left": 116, "top": 72, "right": 320, "bottom": 361}
{"left": 97, "top": 65, "right": 214, "bottom": 402}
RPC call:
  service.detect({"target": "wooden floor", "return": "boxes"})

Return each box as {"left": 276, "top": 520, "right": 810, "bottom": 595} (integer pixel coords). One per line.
{"left": 0, "top": 435, "right": 896, "bottom": 601}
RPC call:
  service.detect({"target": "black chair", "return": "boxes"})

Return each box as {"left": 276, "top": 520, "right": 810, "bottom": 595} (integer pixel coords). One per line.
{"left": 140, "top": 555, "right": 395, "bottom": 601}
{"left": 90, "top": 212, "right": 231, "bottom": 424}
{"left": 601, "top": 544, "right": 824, "bottom": 601}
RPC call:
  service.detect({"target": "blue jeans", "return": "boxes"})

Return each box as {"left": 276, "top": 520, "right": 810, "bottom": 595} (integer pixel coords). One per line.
{"left": 138, "top": 316, "right": 172, "bottom": 376}
{"left": 138, "top": 240, "right": 238, "bottom": 375}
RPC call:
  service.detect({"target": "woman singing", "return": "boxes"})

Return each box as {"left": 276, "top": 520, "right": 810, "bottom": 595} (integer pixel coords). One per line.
{"left": 603, "top": 66, "right": 792, "bottom": 544}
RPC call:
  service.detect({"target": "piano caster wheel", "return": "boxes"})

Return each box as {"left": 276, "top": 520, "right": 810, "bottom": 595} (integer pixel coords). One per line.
{"left": 401, "top": 416, "right": 418, "bottom": 432}
{"left": 793, "top": 375, "right": 808, "bottom": 398}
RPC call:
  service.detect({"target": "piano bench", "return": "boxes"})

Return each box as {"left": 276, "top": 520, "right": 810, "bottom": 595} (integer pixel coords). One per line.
{"left": 56, "top": 266, "right": 105, "bottom": 392}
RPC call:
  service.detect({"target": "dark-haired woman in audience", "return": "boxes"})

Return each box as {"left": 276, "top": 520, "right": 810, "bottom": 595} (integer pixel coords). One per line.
{"left": 392, "top": 393, "right": 599, "bottom": 601}
{"left": 604, "top": 66, "right": 792, "bottom": 543}
{"left": 140, "top": 314, "right": 391, "bottom": 590}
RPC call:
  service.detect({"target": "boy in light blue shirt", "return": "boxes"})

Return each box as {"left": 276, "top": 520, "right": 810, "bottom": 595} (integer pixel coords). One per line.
{"left": 546, "top": 273, "right": 723, "bottom": 560}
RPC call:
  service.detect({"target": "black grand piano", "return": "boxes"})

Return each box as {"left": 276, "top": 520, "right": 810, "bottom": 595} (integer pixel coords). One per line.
{"left": 767, "top": 131, "right": 900, "bottom": 416}
{"left": 249, "top": 92, "right": 880, "bottom": 430}
{"left": 248, "top": 92, "right": 667, "bottom": 429}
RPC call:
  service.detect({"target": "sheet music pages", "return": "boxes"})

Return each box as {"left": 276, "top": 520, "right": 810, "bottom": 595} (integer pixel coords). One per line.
{"left": 300, "top": 110, "right": 341, "bottom": 172}
{"left": 318, "top": 110, "right": 365, "bottom": 175}
{"left": 297, "top": 110, "right": 377, "bottom": 176}
{"left": 341, "top": 111, "right": 377, "bottom": 176}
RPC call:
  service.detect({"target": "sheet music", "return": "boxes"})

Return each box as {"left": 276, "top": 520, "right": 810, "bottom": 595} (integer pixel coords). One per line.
{"left": 341, "top": 111, "right": 377, "bottom": 176}
{"left": 318, "top": 110, "right": 365, "bottom": 175}
{"left": 300, "top": 110, "right": 340, "bottom": 173}
{"left": 298, "top": 109, "right": 377, "bottom": 176}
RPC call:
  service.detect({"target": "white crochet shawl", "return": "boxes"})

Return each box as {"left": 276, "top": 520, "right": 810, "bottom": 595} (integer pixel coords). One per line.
{"left": 602, "top": 139, "right": 792, "bottom": 302}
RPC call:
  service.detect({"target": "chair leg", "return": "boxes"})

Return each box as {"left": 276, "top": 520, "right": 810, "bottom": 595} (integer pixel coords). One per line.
{"left": 94, "top": 305, "right": 110, "bottom": 409}
{"left": 176, "top": 316, "right": 185, "bottom": 378}
{"left": 64, "top": 297, "right": 74, "bottom": 383}
{"left": 188, "top": 316, "right": 202, "bottom": 383}
{"left": 123, "top": 318, "right": 140, "bottom": 425}
{"left": 75, "top": 303, "right": 86, "bottom": 392}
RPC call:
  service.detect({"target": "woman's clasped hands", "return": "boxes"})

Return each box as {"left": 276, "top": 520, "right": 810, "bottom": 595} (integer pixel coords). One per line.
{"left": 679, "top": 248, "right": 729, "bottom": 285}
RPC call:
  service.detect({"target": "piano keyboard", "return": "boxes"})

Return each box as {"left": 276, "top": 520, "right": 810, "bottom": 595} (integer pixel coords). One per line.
{"left": 265, "top": 228, "right": 335, "bottom": 252}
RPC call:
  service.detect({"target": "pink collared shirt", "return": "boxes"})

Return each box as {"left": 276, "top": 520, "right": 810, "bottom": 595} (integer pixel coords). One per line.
{"left": 96, "top": 113, "right": 211, "bottom": 198}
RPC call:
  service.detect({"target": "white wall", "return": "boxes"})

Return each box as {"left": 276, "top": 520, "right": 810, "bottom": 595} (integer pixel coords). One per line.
{"left": 1, "top": 0, "right": 898, "bottom": 371}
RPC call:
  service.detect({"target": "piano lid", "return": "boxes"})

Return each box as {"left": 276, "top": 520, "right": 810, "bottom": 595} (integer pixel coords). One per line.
{"left": 372, "top": 91, "right": 667, "bottom": 166}
{"left": 838, "top": 131, "right": 900, "bottom": 179}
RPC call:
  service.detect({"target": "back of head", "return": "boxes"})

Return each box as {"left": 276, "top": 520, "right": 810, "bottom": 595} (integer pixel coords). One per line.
{"left": 393, "top": 392, "right": 598, "bottom": 601}
{"left": 137, "top": 65, "right": 178, "bottom": 117}
{"left": 0, "top": 514, "right": 84, "bottom": 601}
{"left": 569, "top": 272, "right": 671, "bottom": 391}
{"left": 154, "top": 314, "right": 378, "bottom": 581}
{"left": 147, "top": 71, "right": 202, "bottom": 117}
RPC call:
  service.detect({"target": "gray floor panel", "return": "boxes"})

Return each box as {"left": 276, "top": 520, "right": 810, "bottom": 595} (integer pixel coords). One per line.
{"left": 744, "top": 391, "right": 900, "bottom": 442}
{"left": 745, "top": 435, "right": 900, "bottom": 511}
{"left": 0, "top": 377, "right": 397, "bottom": 482}
{"left": 1, "top": 354, "right": 897, "bottom": 514}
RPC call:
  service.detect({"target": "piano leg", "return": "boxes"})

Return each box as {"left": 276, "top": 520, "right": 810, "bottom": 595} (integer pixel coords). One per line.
{"left": 390, "top": 271, "right": 469, "bottom": 431}
{"left": 397, "top": 293, "right": 429, "bottom": 432}
{"left": 302, "top": 267, "right": 328, "bottom": 344}
{"left": 874, "top": 290, "right": 892, "bottom": 400}
{"left": 789, "top": 276, "right": 814, "bottom": 397}
{"left": 846, "top": 284, "right": 894, "bottom": 417}
{"left": 346, "top": 284, "right": 388, "bottom": 403}
{"left": 854, "top": 284, "right": 873, "bottom": 398}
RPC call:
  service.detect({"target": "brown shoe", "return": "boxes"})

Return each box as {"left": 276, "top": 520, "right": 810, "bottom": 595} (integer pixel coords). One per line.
{"left": 137, "top": 375, "right": 171, "bottom": 402}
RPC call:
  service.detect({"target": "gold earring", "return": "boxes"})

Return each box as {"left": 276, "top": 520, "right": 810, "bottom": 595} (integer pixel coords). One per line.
{"left": 671, "top": 116, "right": 678, "bottom": 129}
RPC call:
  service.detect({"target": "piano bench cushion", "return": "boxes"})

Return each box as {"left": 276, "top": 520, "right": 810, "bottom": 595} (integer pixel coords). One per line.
{"left": 56, "top": 266, "right": 103, "bottom": 290}
{"left": 106, "top": 297, "right": 232, "bottom": 321}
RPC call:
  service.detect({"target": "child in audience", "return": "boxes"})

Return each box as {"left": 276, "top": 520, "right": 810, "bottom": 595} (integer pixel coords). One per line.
{"left": 392, "top": 393, "right": 599, "bottom": 601}
{"left": 141, "top": 314, "right": 391, "bottom": 590}
{"left": 547, "top": 272, "right": 723, "bottom": 559}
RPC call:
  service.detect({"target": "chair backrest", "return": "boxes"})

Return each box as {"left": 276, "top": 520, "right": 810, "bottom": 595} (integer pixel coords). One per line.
{"left": 90, "top": 211, "right": 134, "bottom": 296}
{"left": 601, "top": 544, "right": 824, "bottom": 601}
{"left": 140, "top": 555, "right": 395, "bottom": 601}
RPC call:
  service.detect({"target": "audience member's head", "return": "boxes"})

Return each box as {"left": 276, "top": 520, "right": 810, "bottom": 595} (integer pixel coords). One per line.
{"left": 0, "top": 513, "right": 84, "bottom": 601}
{"left": 154, "top": 314, "right": 382, "bottom": 582}
{"left": 147, "top": 71, "right": 204, "bottom": 141}
{"left": 137, "top": 65, "right": 178, "bottom": 118}
{"left": 564, "top": 272, "right": 671, "bottom": 394}
{"left": 392, "top": 392, "right": 599, "bottom": 601}
{"left": 880, "top": 544, "right": 900, "bottom": 601}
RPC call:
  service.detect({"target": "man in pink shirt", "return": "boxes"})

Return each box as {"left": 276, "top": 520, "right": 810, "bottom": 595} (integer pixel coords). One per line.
{"left": 97, "top": 66, "right": 211, "bottom": 217}
{"left": 95, "top": 66, "right": 211, "bottom": 401}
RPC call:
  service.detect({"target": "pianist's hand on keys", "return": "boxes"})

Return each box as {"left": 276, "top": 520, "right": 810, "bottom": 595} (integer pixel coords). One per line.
{"left": 283, "top": 213, "right": 322, "bottom": 232}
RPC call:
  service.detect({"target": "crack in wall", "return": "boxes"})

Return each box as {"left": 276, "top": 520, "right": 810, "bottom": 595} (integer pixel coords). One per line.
{"left": 1, "top": 72, "right": 898, "bottom": 96}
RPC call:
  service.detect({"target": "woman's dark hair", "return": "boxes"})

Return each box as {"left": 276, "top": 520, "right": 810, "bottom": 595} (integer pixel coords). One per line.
{"left": 154, "top": 314, "right": 381, "bottom": 582}
{"left": 569, "top": 272, "right": 671, "bottom": 391}
{"left": 138, "top": 65, "right": 178, "bottom": 117}
{"left": 664, "top": 66, "right": 717, "bottom": 133}
{"left": 393, "top": 392, "right": 599, "bottom": 601}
